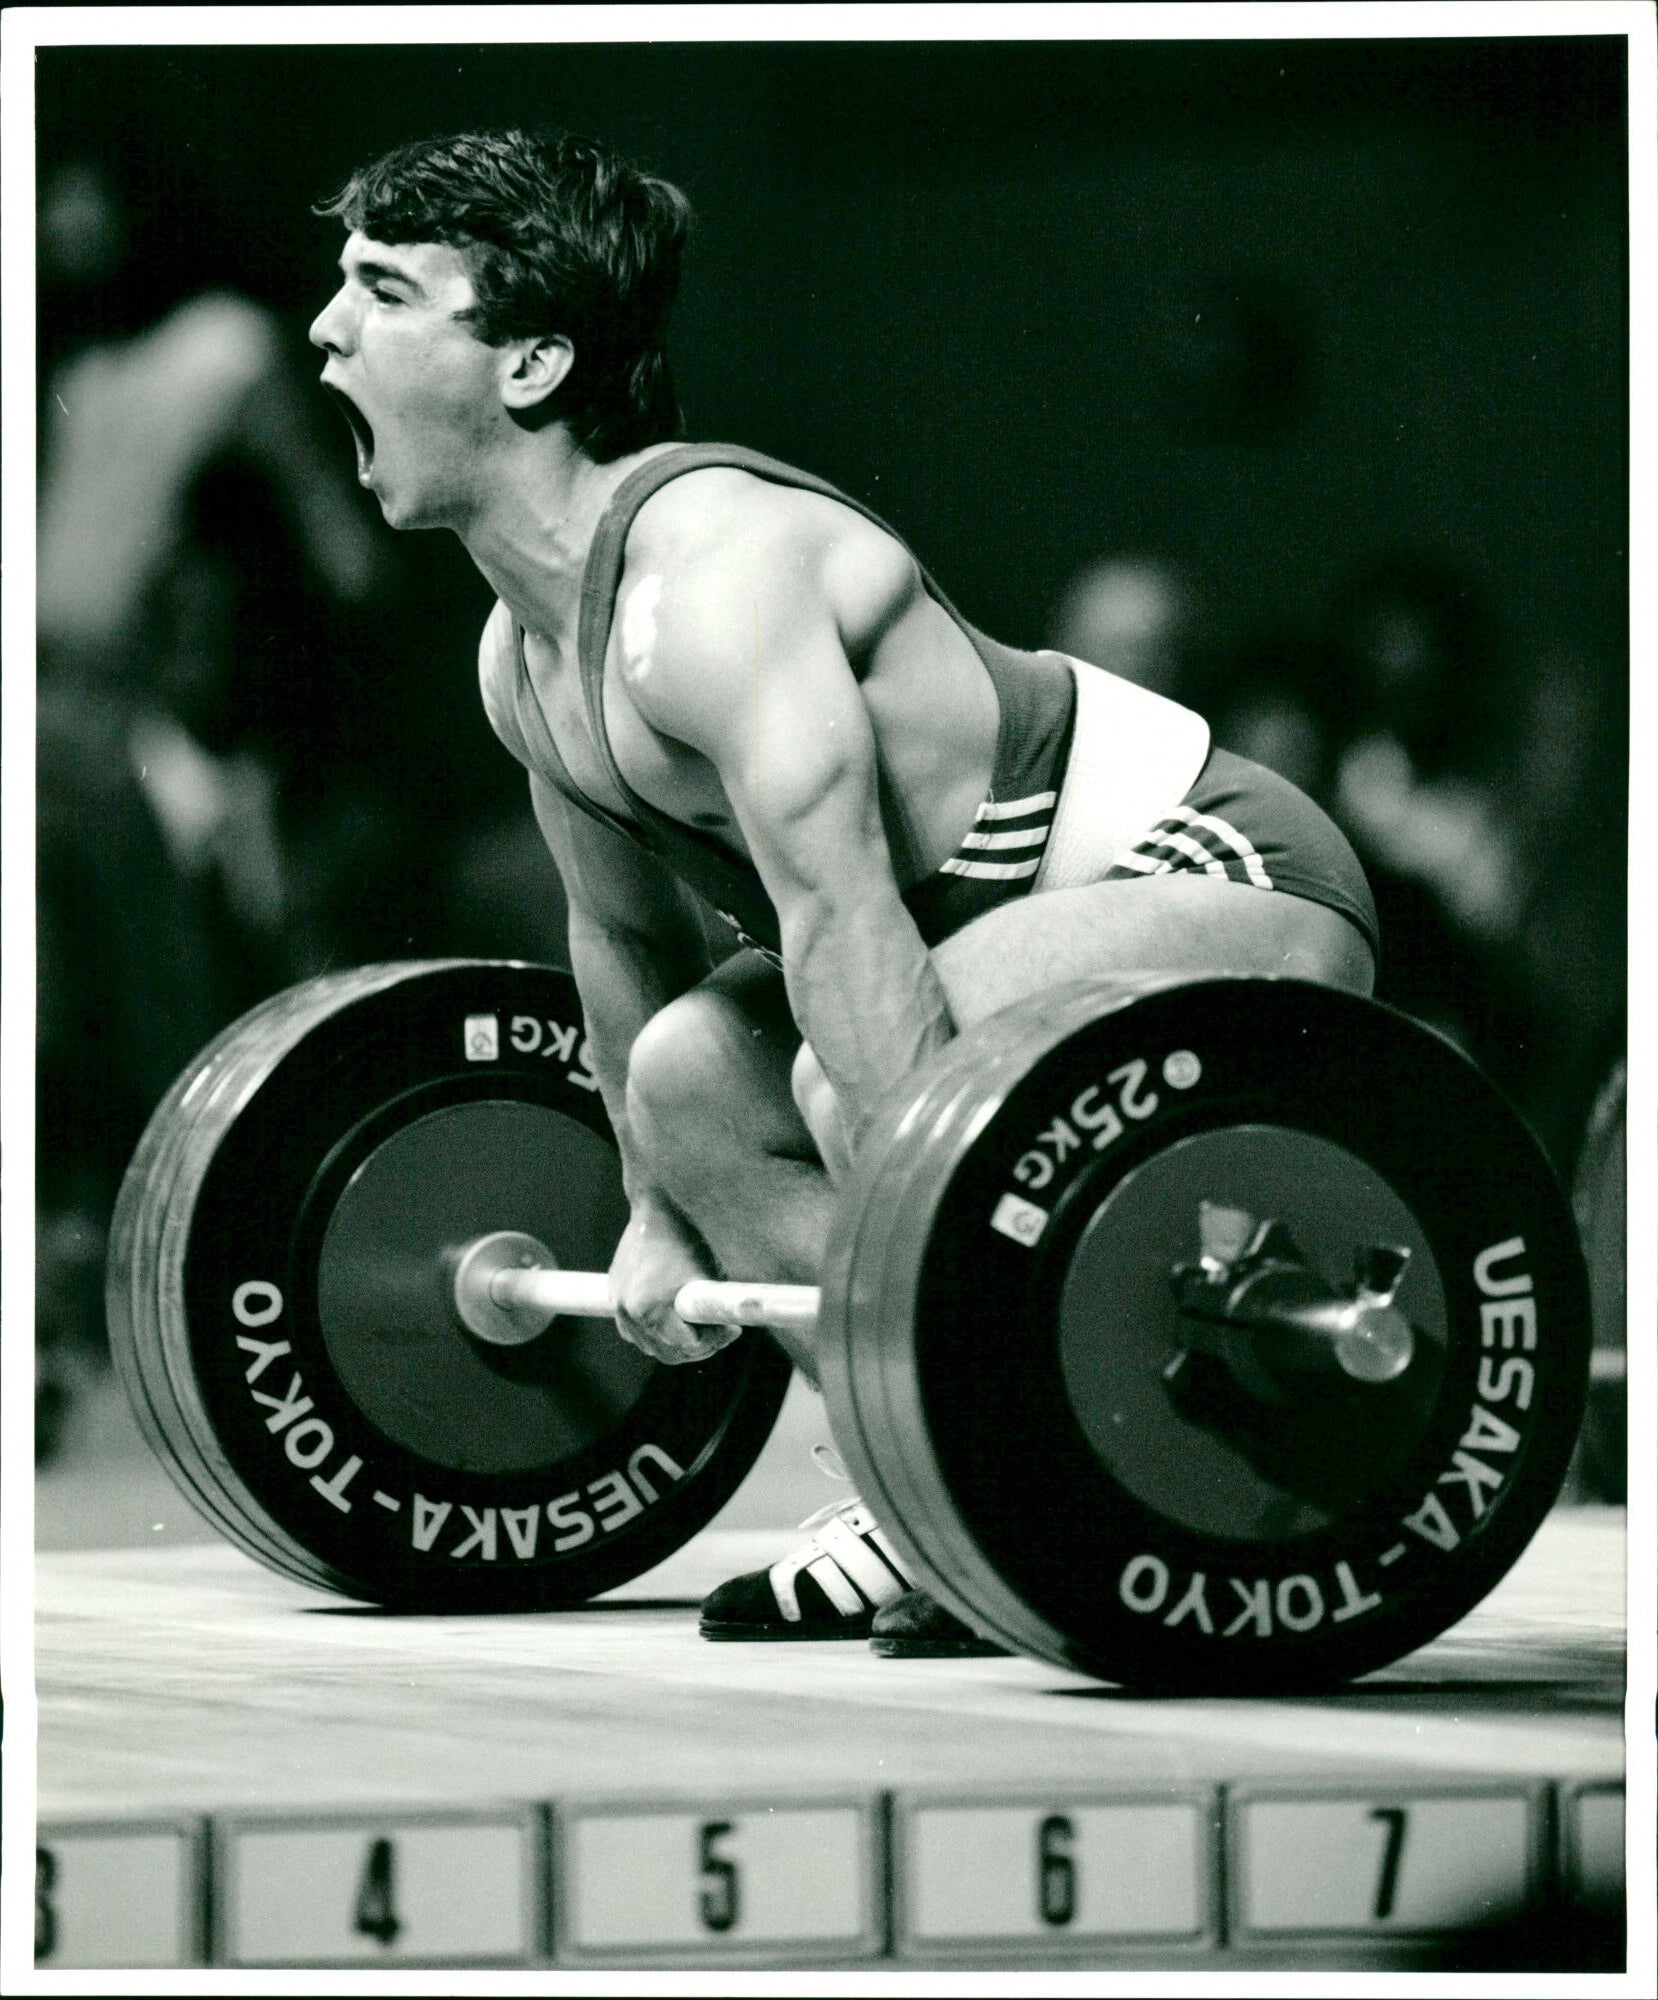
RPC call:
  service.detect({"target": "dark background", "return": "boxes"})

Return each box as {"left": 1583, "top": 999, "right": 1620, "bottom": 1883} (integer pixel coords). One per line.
{"left": 34, "top": 36, "right": 1630, "bottom": 1455}
{"left": 39, "top": 37, "right": 1627, "bottom": 667}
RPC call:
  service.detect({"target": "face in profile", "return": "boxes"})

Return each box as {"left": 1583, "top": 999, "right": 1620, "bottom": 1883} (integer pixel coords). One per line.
{"left": 309, "top": 232, "right": 506, "bottom": 530}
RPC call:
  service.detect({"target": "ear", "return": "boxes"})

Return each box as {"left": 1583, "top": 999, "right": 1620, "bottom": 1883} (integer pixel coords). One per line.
{"left": 500, "top": 334, "right": 574, "bottom": 411}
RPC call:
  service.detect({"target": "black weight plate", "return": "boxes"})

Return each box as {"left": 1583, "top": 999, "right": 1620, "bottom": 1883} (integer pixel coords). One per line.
{"left": 1570, "top": 1057, "right": 1626, "bottom": 1502}
{"left": 1056, "top": 1123, "right": 1449, "bottom": 1537}
{"left": 150, "top": 962, "right": 791, "bottom": 1609}
{"left": 111, "top": 968, "right": 417, "bottom": 1587}
{"left": 136, "top": 964, "right": 619, "bottom": 1588}
{"left": 150, "top": 968, "right": 425, "bottom": 1588}
{"left": 109, "top": 972, "right": 358, "bottom": 1576}
{"left": 821, "top": 977, "right": 1591, "bottom": 1693}
{"left": 314, "top": 1100, "right": 653, "bottom": 1475}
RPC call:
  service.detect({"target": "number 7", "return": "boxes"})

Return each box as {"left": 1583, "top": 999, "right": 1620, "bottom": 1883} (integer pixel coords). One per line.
{"left": 1370, "top": 1807, "right": 1408, "bottom": 1920}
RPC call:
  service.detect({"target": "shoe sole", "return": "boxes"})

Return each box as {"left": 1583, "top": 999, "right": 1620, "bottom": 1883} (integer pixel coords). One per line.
{"left": 869, "top": 1634, "right": 1011, "bottom": 1658}
{"left": 699, "top": 1619, "right": 873, "bottom": 1642}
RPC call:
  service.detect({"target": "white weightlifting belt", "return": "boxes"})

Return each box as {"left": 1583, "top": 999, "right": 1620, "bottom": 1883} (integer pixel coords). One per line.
{"left": 1033, "top": 654, "right": 1211, "bottom": 892}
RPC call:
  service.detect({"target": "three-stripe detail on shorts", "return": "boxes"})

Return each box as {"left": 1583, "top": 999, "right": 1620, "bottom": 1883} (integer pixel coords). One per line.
{"left": 1105, "top": 804, "right": 1276, "bottom": 890}
{"left": 939, "top": 790, "right": 1058, "bottom": 882}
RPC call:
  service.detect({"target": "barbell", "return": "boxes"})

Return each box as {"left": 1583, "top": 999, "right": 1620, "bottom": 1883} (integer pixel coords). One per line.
{"left": 106, "top": 960, "right": 1591, "bottom": 1693}
{"left": 451, "top": 1223, "right": 1419, "bottom": 1386}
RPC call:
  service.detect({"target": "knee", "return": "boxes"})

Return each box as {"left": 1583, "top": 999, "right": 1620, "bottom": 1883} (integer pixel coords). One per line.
{"left": 624, "top": 993, "right": 731, "bottom": 1163}
{"left": 1280, "top": 904, "right": 1376, "bottom": 997}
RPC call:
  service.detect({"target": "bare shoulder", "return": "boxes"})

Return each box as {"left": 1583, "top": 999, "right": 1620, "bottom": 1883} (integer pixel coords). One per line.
{"left": 476, "top": 599, "right": 526, "bottom": 756}
{"left": 620, "top": 465, "right": 919, "bottom": 682}
{"left": 479, "top": 595, "right": 518, "bottom": 667}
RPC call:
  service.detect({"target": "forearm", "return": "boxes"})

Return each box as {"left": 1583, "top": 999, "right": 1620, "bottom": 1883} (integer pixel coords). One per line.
{"left": 782, "top": 887, "right": 955, "bottom": 1139}
{"left": 527, "top": 774, "right": 710, "bottom": 1201}
{"left": 566, "top": 907, "right": 707, "bottom": 1199}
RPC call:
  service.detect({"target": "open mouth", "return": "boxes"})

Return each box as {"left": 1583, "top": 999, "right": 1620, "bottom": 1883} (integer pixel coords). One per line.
{"left": 324, "top": 382, "right": 375, "bottom": 481}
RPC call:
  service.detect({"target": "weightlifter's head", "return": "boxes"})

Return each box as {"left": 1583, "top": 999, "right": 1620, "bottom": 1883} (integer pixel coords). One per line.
{"left": 309, "top": 130, "right": 691, "bottom": 528}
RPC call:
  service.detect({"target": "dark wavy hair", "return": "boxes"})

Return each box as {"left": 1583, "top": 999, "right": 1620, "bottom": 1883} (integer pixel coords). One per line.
{"left": 317, "top": 129, "right": 690, "bottom": 460}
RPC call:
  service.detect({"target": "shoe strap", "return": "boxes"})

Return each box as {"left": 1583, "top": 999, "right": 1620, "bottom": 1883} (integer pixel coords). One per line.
{"left": 813, "top": 1511, "right": 912, "bottom": 1605}
{"left": 795, "top": 1495, "right": 854, "bottom": 1535}
{"left": 767, "top": 1498, "right": 913, "bottom": 1622}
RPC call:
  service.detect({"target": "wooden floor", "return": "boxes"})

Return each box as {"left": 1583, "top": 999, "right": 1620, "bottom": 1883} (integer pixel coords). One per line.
{"left": 33, "top": 1502, "right": 1626, "bottom": 1972}
{"left": 36, "top": 1511, "right": 1624, "bottom": 1812}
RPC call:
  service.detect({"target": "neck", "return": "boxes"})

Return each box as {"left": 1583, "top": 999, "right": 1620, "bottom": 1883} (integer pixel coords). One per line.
{"left": 458, "top": 426, "right": 616, "bottom": 631}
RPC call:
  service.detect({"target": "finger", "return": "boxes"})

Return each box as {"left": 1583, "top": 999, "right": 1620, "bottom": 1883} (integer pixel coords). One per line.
{"left": 614, "top": 1304, "right": 742, "bottom": 1365}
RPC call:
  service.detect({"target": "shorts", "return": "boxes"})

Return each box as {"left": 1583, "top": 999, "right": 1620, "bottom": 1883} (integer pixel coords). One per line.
{"left": 1026, "top": 656, "right": 1378, "bottom": 957}
{"left": 1097, "top": 745, "right": 1380, "bottom": 957}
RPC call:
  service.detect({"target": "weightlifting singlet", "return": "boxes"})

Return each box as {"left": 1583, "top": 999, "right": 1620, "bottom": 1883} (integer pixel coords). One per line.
{"left": 489, "top": 446, "right": 1379, "bottom": 961}
{"left": 502, "top": 444, "right": 1080, "bottom": 961}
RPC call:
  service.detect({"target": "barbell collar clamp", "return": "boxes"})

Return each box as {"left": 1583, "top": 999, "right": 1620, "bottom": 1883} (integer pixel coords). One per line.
{"left": 452, "top": 1230, "right": 566, "bottom": 1346}
{"left": 1174, "top": 1204, "right": 1416, "bottom": 1390}
{"left": 453, "top": 1229, "right": 822, "bottom": 1344}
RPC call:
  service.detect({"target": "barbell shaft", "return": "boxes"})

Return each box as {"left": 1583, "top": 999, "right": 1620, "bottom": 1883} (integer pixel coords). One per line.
{"left": 487, "top": 1261, "right": 822, "bottom": 1335}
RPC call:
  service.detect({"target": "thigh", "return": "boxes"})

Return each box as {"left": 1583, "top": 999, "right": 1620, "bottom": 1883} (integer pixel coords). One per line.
{"left": 930, "top": 874, "right": 1375, "bottom": 1032}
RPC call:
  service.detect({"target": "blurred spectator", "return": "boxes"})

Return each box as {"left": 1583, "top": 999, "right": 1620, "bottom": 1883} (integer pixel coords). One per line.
{"left": 37, "top": 164, "right": 379, "bottom": 668}
{"left": 1317, "top": 555, "right": 1625, "bottom": 1165}
{"left": 1316, "top": 558, "right": 1535, "bottom": 1090}
{"left": 1204, "top": 633, "right": 1337, "bottom": 805}
{"left": 1501, "top": 643, "right": 1626, "bottom": 1162}
{"left": 35, "top": 160, "right": 384, "bottom": 1456}
{"left": 1048, "top": 555, "right": 1202, "bottom": 703}
{"left": 1064, "top": 543, "right": 1623, "bottom": 1175}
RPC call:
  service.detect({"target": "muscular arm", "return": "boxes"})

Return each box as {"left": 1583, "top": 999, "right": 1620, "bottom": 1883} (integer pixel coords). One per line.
{"left": 477, "top": 610, "right": 734, "bottom": 1362}
{"left": 528, "top": 775, "right": 711, "bottom": 1193}
{"left": 622, "top": 530, "right": 955, "bottom": 1143}
{"left": 477, "top": 604, "right": 712, "bottom": 1181}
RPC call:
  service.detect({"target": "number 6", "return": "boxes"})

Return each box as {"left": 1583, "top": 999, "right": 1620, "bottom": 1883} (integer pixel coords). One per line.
{"left": 35, "top": 1847, "right": 57, "bottom": 1961}
{"left": 1037, "top": 1814, "right": 1076, "bottom": 1926}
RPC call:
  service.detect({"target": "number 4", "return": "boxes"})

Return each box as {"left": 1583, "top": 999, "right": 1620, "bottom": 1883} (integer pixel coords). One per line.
{"left": 353, "top": 1836, "right": 401, "bottom": 1947}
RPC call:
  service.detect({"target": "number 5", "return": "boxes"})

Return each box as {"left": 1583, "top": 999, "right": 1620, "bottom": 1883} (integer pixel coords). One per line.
{"left": 698, "top": 1821, "right": 740, "bottom": 1933}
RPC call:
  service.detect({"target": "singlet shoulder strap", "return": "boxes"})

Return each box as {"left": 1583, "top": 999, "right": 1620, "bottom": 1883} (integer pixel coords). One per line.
{"left": 574, "top": 443, "right": 974, "bottom": 826}
{"left": 506, "top": 615, "right": 640, "bottom": 842}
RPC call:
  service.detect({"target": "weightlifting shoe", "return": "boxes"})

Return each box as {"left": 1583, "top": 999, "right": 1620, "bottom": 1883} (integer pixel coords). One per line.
{"left": 869, "top": 1588, "right": 1010, "bottom": 1659}
{"left": 699, "top": 1491, "right": 915, "bottom": 1641}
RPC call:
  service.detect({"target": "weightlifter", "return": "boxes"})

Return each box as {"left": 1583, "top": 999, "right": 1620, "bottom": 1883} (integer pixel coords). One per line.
{"left": 309, "top": 129, "right": 1380, "bottom": 1655}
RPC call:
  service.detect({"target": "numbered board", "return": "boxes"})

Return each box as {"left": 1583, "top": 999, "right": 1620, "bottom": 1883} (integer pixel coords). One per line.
{"left": 893, "top": 1794, "right": 1214, "bottom": 1958}
{"left": 1564, "top": 1784, "right": 1625, "bottom": 1909}
{"left": 554, "top": 1798, "right": 883, "bottom": 1963}
{"left": 35, "top": 1780, "right": 1617, "bottom": 1967}
{"left": 1228, "top": 1786, "right": 1544, "bottom": 1939}
{"left": 216, "top": 1808, "right": 543, "bottom": 1966}
{"left": 33, "top": 1820, "right": 201, "bottom": 1969}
